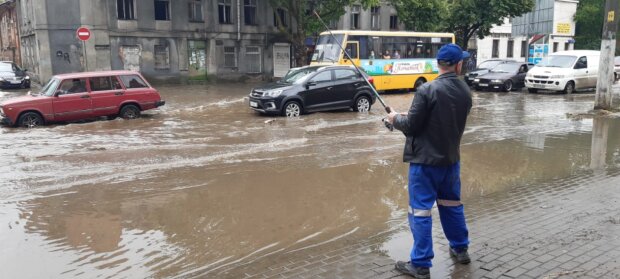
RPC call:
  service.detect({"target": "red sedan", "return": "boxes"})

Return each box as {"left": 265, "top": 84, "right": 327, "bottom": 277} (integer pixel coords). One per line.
{"left": 1, "top": 70, "right": 165, "bottom": 128}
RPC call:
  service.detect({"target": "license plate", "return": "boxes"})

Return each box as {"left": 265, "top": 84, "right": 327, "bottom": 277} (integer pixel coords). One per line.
{"left": 468, "top": 77, "right": 475, "bottom": 81}
{"left": 10, "top": 81, "right": 21, "bottom": 84}
{"left": 479, "top": 83, "right": 488, "bottom": 87}
{"left": 250, "top": 101, "right": 258, "bottom": 108}
{"left": 532, "top": 84, "right": 545, "bottom": 88}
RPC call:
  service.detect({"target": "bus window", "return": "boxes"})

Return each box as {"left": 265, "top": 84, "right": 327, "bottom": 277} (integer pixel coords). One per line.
{"left": 345, "top": 42, "right": 359, "bottom": 59}
{"left": 349, "top": 36, "right": 370, "bottom": 59}
{"left": 312, "top": 34, "right": 345, "bottom": 63}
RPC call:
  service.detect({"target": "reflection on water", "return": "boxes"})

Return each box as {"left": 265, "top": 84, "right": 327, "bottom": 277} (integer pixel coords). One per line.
{"left": 0, "top": 85, "right": 619, "bottom": 278}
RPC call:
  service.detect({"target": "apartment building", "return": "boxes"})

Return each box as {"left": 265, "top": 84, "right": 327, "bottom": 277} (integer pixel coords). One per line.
{"left": 16, "top": 0, "right": 293, "bottom": 83}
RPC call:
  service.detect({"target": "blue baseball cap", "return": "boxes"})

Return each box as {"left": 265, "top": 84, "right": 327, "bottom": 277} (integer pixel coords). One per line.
{"left": 437, "top": 44, "right": 470, "bottom": 66}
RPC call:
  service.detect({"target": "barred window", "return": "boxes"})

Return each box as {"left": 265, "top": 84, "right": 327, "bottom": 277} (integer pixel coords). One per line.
{"left": 224, "top": 46, "right": 237, "bottom": 67}
{"left": 154, "top": 45, "right": 170, "bottom": 70}
{"left": 245, "top": 46, "right": 261, "bottom": 73}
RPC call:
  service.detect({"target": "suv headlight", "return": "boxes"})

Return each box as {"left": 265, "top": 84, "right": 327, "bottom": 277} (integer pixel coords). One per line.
{"left": 550, "top": 75, "right": 565, "bottom": 79}
{"left": 474, "top": 78, "right": 480, "bottom": 82}
{"left": 264, "top": 89, "right": 284, "bottom": 97}
{"left": 25, "top": 76, "right": 30, "bottom": 80}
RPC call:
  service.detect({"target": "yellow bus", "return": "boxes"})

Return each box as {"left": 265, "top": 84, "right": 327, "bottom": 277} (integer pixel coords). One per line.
{"left": 310, "top": 30, "right": 455, "bottom": 91}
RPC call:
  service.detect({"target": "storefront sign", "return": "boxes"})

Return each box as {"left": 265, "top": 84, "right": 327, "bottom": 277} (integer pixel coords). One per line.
{"left": 556, "top": 23, "right": 571, "bottom": 34}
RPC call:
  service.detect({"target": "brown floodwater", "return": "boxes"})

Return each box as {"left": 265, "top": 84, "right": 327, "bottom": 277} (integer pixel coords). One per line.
{"left": 0, "top": 84, "right": 619, "bottom": 278}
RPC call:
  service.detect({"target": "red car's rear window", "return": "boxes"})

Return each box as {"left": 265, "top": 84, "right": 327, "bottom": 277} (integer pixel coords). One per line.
{"left": 120, "top": 75, "right": 149, "bottom": 89}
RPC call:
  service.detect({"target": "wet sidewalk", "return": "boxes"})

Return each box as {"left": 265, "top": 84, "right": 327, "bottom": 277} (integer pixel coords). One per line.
{"left": 225, "top": 167, "right": 620, "bottom": 279}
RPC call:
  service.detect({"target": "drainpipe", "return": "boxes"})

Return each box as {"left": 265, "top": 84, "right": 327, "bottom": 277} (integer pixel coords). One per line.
{"left": 237, "top": 0, "right": 241, "bottom": 41}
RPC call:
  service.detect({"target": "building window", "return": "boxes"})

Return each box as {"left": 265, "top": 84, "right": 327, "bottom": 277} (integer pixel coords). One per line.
{"left": 117, "top": 0, "right": 135, "bottom": 20}
{"left": 218, "top": 0, "right": 232, "bottom": 24}
{"left": 507, "top": 40, "right": 514, "bottom": 58}
{"left": 553, "top": 42, "right": 558, "bottom": 52}
{"left": 565, "top": 42, "right": 570, "bottom": 51}
{"left": 274, "top": 8, "right": 288, "bottom": 27}
{"left": 492, "top": 39, "right": 499, "bottom": 58}
{"left": 389, "top": 15, "right": 398, "bottom": 30}
{"left": 244, "top": 0, "right": 257, "bottom": 25}
{"left": 245, "top": 46, "right": 262, "bottom": 73}
{"left": 154, "top": 0, "right": 170, "bottom": 21}
{"left": 224, "top": 46, "right": 237, "bottom": 67}
{"left": 188, "top": 0, "right": 203, "bottom": 22}
{"left": 521, "top": 40, "right": 527, "bottom": 57}
{"left": 350, "top": 5, "right": 361, "bottom": 29}
{"left": 154, "top": 45, "right": 170, "bottom": 70}
{"left": 370, "top": 6, "right": 380, "bottom": 30}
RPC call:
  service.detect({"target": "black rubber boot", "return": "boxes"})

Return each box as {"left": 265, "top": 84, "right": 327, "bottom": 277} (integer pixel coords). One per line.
{"left": 395, "top": 261, "right": 431, "bottom": 279}
{"left": 449, "top": 247, "right": 471, "bottom": 264}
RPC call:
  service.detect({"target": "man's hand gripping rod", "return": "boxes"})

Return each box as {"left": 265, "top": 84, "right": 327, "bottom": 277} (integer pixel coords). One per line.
{"left": 312, "top": 10, "right": 394, "bottom": 131}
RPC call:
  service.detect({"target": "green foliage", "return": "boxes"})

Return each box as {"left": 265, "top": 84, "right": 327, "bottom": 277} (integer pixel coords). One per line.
{"left": 393, "top": 0, "right": 534, "bottom": 49}
{"left": 574, "top": 0, "right": 605, "bottom": 51}
{"left": 268, "top": 0, "right": 380, "bottom": 65}
{"left": 390, "top": 0, "right": 447, "bottom": 32}
{"left": 445, "top": 0, "right": 535, "bottom": 49}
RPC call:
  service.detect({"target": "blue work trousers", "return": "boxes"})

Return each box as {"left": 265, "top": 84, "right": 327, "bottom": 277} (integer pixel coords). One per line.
{"left": 408, "top": 162, "right": 469, "bottom": 268}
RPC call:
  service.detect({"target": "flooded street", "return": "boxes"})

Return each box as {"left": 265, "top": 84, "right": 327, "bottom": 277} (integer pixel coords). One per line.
{"left": 1, "top": 84, "right": 619, "bottom": 278}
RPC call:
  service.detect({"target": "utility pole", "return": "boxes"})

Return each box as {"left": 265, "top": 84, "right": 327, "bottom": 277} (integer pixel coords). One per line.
{"left": 595, "top": 0, "right": 620, "bottom": 110}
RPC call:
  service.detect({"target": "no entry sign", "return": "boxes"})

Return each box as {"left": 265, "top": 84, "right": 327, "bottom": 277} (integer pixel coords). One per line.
{"left": 77, "top": 27, "right": 91, "bottom": 41}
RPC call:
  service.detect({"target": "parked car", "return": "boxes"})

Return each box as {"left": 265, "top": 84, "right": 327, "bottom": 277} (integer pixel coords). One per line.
{"left": 525, "top": 50, "right": 600, "bottom": 94}
{"left": 0, "top": 70, "right": 165, "bottom": 128}
{"left": 249, "top": 65, "right": 376, "bottom": 117}
{"left": 0, "top": 61, "right": 30, "bottom": 89}
{"left": 472, "top": 62, "right": 532, "bottom": 92}
{"left": 464, "top": 59, "right": 515, "bottom": 86}
{"left": 614, "top": 56, "right": 620, "bottom": 81}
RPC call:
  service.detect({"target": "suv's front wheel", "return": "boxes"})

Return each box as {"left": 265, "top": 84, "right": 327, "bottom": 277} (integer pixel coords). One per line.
{"left": 353, "top": 95, "right": 371, "bottom": 112}
{"left": 282, "top": 101, "right": 302, "bottom": 117}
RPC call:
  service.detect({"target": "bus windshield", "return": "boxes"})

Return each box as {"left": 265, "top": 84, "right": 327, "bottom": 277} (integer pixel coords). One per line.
{"left": 312, "top": 34, "right": 344, "bottom": 63}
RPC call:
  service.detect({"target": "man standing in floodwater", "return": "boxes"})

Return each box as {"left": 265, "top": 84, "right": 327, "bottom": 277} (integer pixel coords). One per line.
{"left": 385, "top": 44, "right": 473, "bottom": 279}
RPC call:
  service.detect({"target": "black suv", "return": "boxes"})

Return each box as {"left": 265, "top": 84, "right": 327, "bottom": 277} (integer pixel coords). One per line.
{"left": 0, "top": 61, "right": 31, "bottom": 89}
{"left": 249, "top": 65, "right": 376, "bottom": 117}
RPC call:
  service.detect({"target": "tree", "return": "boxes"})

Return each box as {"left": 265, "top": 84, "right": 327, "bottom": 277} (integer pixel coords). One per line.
{"left": 268, "top": 0, "right": 379, "bottom": 66}
{"left": 444, "top": 0, "right": 534, "bottom": 50}
{"left": 390, "top": 0, "right": 447, "bottom": 32}
{"left": 574, "top": 0, "right": 607, "bottom": 51}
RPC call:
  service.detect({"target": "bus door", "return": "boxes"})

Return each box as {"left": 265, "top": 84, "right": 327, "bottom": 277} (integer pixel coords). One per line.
{"left": 343, "top": 41, "right": 360, "bottom": 66}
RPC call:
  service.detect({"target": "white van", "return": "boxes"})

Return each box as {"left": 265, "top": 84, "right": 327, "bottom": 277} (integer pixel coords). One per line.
{"left": 525, "top": 50, "right": 600, "bottom": 94}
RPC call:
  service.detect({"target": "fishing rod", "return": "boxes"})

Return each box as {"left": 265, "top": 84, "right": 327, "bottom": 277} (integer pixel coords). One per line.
{"left": 311, "top": 10, "right": 394, "bottom": 131}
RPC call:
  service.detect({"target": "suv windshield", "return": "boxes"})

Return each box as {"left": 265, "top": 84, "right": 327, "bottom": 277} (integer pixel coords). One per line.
{"left": 311, "top": 34, "right": 344, "bottom": 63}
{"left": 478, "top": 60, "right": 503, "bottom": 70}
{"left": 537, "top": 55, "right": 577, "bottom": 68}
{"left": 41, "top": 78, "right": 61, "bottom": 96}
{"left": 281, "top": 67, "right": 319, "bottom": 84}
{"left": 490, "top": 63, "right": 520, "bottom": 73}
